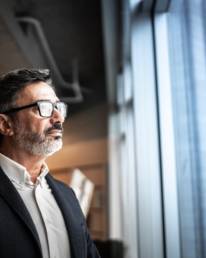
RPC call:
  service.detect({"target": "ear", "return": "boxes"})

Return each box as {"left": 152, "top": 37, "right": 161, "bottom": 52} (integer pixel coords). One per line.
{"left": 0, "top": 114, "right": 14, "bottom": 136}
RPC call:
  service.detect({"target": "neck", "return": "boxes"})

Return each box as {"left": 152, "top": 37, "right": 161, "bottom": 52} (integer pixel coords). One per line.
{"left": 0, "top": 141, "right": 46, "bottom": 183}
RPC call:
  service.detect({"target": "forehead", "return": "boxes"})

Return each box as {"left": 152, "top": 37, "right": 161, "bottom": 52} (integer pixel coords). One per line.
{"left": 15, "top": 81, "right": 58, "bottom": 105}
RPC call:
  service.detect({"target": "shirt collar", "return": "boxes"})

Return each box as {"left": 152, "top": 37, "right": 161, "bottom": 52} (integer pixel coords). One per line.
{"left": 0, "top": 152, "right": 49, "bottom": 187}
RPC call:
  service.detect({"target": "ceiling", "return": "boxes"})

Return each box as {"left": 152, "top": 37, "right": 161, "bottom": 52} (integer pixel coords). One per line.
{"left": 0, "top": 0, "right": 106, "bottom": 113}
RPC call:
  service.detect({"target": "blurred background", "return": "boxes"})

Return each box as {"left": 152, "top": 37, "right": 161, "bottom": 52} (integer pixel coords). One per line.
{"left": 0, "top": 0, "right": 206, "bottom": 258}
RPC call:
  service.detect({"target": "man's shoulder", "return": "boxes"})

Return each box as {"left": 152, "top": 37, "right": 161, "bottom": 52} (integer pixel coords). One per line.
{"left": 46, "top": 173, "right": 84, "bottom": 215}
{"left": 46, "top": 173, "right": 76, "bottom": 196}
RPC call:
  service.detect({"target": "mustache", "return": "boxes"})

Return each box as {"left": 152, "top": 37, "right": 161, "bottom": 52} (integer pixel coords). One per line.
{"left": 45, "top": 123, "right": 63, "bottom": 134}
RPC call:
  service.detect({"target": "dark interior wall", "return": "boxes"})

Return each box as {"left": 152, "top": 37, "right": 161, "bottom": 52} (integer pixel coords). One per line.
{"left": 13, "top": 0, "right": 106, "bottom": 108}
{"left": 0, "top": 0, "right": 107, "bottom": 115}
{"left": 63, "top": 102, "right": 108, "bottom": 145}
{"left": 0, "top": 16, "right": 30, "bottom": 72}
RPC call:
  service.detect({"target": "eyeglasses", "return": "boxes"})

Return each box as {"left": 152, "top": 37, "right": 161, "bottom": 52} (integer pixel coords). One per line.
{"left": 3, "top": 100, "right": 68, "bottom": 118}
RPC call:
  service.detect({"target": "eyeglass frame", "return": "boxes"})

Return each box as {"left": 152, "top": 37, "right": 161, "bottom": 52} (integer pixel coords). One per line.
{"left": 2, "top": 100, "right": 68, "bottom": 118}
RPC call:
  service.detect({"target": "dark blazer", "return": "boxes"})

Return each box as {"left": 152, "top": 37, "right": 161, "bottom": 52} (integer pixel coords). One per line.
{"left": 0, "top": 167, "right": 100, "bottom": 258}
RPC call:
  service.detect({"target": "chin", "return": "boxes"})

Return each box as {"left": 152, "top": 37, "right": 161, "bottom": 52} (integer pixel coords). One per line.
{"left": 28, "top": 139, "right": 63, "bottom": 156}
{"left": 47, "top": 145, "right": 62, "bottom": 156}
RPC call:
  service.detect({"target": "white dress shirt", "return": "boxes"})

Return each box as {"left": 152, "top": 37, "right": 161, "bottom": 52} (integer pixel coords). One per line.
{"left": 0, "top": 153, "right": 71, "bottom": 258}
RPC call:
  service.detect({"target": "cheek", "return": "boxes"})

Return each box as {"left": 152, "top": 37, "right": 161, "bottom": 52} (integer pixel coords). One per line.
{"left": 13, "top": 113, "right": 50, "bottom": 135}
{"left": 12, "top": 119, "right": 24, "bottom": 133}
{"left": 32, "top": 120, "right": 51, "bottom": 135}
{"left": 12, "top": 115, "right": 31, "bottom": 131}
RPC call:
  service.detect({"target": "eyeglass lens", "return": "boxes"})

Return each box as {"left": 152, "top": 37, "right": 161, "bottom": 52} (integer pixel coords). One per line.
{"left": 56, "top": 102, "right": 67, "bottom": 118}
{"left": 38, "top": 101, "right": 67, "bottom": 118}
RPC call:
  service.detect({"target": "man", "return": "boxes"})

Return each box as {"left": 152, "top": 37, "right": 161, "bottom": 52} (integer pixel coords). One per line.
{"left": 0, "top": 68, "right": 100, "bottom": 258}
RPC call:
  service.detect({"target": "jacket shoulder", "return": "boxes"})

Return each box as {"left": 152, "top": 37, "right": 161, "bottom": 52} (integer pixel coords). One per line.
{"left": 46, "top": 173, "right": 75, "bottom": 195}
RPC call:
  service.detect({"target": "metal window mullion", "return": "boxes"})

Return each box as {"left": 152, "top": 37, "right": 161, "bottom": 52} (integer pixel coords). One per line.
{"left": 153, "top": 12, "right": 181, "bottom": 258}
{"left": 131, "top": 13, "right": 164, "bottom": 258}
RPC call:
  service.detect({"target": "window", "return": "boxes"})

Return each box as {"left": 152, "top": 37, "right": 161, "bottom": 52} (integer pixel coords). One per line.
{"left": 155, "top": 1, "right": 206, "bottom": 258}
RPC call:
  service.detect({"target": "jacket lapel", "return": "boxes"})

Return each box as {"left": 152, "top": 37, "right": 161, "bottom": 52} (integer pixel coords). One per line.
{"left": 46, "top": 174, "right": 86, "bottom": 258}
{"left": 0, "top": 167, "right": 42, "bottom": 254}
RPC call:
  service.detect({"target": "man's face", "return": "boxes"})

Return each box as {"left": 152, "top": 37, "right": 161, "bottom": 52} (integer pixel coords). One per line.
{"left": 10, "top": 82, "right": 65, "bottom": 157}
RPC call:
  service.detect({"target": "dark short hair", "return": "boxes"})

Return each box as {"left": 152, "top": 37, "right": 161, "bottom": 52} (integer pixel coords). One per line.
{"left": 0, "top": 68, "right": 54, "bottom": 113}
{"left": 0, "top": 68, "right": 54, "bottom": 144}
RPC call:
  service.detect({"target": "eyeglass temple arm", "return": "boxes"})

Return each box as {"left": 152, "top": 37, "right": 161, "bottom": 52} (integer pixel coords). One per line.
{"left": 3, "top": 103, "right": 37, "bottom": 114}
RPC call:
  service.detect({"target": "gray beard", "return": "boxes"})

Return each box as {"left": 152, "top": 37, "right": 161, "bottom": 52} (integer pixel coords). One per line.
{"left": 14, "top": 130, "right": 63, "bottom": 157}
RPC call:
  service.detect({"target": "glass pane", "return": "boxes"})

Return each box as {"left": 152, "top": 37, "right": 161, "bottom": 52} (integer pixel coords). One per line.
{"left": 167, "top": 1, "right": 206, "bottom": 257}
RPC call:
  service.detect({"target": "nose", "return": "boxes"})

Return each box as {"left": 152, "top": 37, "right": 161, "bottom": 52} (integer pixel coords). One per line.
{"left": 50, "top": 108, "right": 65, "bottom": 124}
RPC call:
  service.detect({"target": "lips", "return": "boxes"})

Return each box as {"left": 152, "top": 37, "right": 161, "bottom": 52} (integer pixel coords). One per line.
{"left": 47, "top": 129, "right": 62, "bottom": 136}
